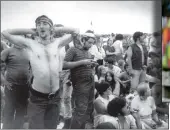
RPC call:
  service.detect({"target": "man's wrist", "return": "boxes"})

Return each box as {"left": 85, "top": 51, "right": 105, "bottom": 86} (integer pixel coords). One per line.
{"left": 78, "top": 60, "right": 84, "bottom": 65}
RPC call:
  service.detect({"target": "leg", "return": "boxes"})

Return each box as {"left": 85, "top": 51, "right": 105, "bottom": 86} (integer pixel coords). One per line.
{"left": 85, "top": 86, "right": 94, "bottom": 129}
{"left": 13, "top": 85, "right": 29, "bottom": 128}
{"left": 70, "top": 79, "right": 93, "bottom": 129}
{"left": 27, "top": 92, "right": 47, "bottom": 129}
{"left": 44, "top": 93, "right": 61, "bottom": 129}
{"left": 63, "top": 85, "right": 73, "bottom": 129}
{"left": 130, "top": 70, "right": 141, "bottom": 92}
{"left": 70, "top": 92, "right": 89, "bottom": 129}
{"left": 2, "top": 87, "right": 16, "bottom": 129}
{"left": 139, "top": 70, "right": 146, "bottom": 84}
{"left": 63, "top": 97, "right": 72, "bottom": 129}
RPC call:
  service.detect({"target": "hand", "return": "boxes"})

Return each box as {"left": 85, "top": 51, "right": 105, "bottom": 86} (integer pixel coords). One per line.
{"left": 150, "top": 122, "right": 157, "bottom": 129}
{"left": 91, "top": 61, "right": 98, "bottom": 67}
{"left": 72, "top": 30, "right": 80, "bottom": 37}
{"left": 131, "top": 108, "right": 140, "bottom": 120}
{"left": 143, "top": 65, "right": 147, "bottom": 71}
{"left": 81, "top": 59, "right": 95, "bottom": 65}
{"left": 2, "top": 80, "right": 12, "bottom": 90}
{"left": 128, "top": 68, "right": 134, "bottom": 75}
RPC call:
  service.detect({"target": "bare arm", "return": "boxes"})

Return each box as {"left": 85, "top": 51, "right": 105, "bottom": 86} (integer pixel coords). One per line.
{"left": 118, "top": 72, "right": 125, "bottom": 79}
{"left": 63, "top": 60, "right": 84, "bottom": 69}
{"left": 2, "top": 29, "right": 36, "bottom": 47}
{"left": 63, "top": 47, "right": 83, "bottom": 69}
{"left": 54, "top": 26, "right": 79, "bottom": 35}
{"left": 152, "top": 110, "right": 160, "bottom": 123}
{"left": 1, "top": 49, "right": 12, "bottom": 89}
{"left": 131, "top": 112, "right": 142, "bottom": 129}
{"left": 126, "top": 46, "right": 133, "bottom": 70}
{"left": 156, "top": 106, "right": 169, "bottom": 115}
{"left": 151, "top": 97, "right": 161, "bottom": 125}
{"left": 63, "top": 59, "right": 94, "bottom": 69}
{"left": 54, "top": 27, "right": 79, "bottom": 49}
{"left": 146, "top": 74, "right": 160, "bottom": 83}
{"left": 112, "top": 81, "right": 120, "bottom": 96}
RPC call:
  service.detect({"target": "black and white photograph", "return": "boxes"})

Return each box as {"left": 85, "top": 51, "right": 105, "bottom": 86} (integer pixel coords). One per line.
{"left": 1, "top": 1, "right": 168, "bottom": 129}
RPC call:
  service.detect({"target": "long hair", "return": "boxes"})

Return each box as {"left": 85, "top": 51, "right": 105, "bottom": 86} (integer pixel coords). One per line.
{"left": 105, "top": 71, "right": 116, "bottom": 92}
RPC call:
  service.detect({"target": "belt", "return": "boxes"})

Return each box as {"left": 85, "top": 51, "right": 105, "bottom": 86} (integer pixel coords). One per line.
{"left": 30, "top": 87, "right": 60, "bottom": 100}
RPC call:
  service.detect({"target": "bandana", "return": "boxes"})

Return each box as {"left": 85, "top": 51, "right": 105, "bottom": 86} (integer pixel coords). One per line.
{"left": 81, "top": 32, "right": 95, "bottom": 38}
{"left": 35, "top": 15, "right": 53, "bottom": 27}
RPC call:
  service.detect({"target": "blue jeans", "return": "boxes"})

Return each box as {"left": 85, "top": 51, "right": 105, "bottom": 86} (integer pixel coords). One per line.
{"left": 59, "top": 70, "right": 73, "bottom": 119}
{"left": 70, "top": 75, "right": 94, "bottom": 129}
{"left": 27, "top": 88, "right": 61, "bottom": 129}
{"left": 131, "top": 69, "right": 146, "bottom": 91}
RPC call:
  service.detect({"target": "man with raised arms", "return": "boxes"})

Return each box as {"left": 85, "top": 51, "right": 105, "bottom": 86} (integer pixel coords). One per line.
{"left": 2, "top": 15, "right": 79, "bottom": 129}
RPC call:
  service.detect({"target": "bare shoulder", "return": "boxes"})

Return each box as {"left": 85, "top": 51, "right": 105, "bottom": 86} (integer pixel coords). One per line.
{"left": 148, "top": 96, "right": 154, "bottom": 102}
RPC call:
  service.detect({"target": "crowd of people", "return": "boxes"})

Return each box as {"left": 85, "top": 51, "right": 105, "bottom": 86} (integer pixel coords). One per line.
{"left": 0, "top": 15, "right": 169, "bottom": 129}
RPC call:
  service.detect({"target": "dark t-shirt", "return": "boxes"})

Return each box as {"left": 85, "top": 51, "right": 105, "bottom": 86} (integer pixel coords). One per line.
{"left": 105, "top": 45, "right": 115, "bottom": 54}
{"left": 2, "top": 47, "right": 30, "bottom": 85}
{"left": 104, "top": 45, "right": 116, "bottom": 62}
{"left": 64, "top": 47, "right": 94, "bottom": 79}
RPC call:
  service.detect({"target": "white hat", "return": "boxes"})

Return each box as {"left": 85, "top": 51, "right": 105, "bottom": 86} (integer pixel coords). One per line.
{"left": 80, "top": 32, "right": 95, "bottom": 38}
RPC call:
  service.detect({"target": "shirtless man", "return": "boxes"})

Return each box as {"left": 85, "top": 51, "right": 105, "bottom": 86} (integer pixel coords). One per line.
{"left": 2, "top": 15, "right": 79, "bottom": 129}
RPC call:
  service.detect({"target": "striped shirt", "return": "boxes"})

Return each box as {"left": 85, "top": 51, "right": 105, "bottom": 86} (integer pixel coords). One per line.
{"left": 64, "top": 47, "right": 93, "bottom": 79}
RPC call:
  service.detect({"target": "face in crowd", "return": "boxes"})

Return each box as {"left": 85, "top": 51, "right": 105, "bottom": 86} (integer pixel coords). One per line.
{"left": 137, "top": 82, "right": 151, "bottom": 101}
{"left": 107, "top": 38, "right": 113, "bottom": 46}
{"left": 36, "top": 21, "right": 52, "bottom": 39}
{"left": 84, "top": 37, "right": 95, "bottom": 50}
{"left": 107, "top": 97, "right": 130, "bottom": 117}
{"left": 138, "top": 34, "right": 146, "bottom": 43}
{"left": 80, "top": 34, "right": 96, "bottom": 50}
{"left": 35, "top": 15, "right": 53, "bottom": 39}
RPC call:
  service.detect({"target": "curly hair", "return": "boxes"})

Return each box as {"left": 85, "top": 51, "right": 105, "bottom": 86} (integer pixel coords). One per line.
{"left": 107, "top": 97, "right": 126, "bottom": 117}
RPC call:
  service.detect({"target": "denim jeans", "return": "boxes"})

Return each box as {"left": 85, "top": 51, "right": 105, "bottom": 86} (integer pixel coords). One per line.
{"left": 70, "top": 75, "right": 94, "bottom": 129}
{"left": 59, "top": 70, "right": 73, "bottom": 119}
{"left": 27, "top": 89, "right": 61, "bottom": 129}
{"left": 2, "top": 84, "right": 29, "bottom": 129}
{"left": 131, "top": 69, "right": 146, "bottom": 91}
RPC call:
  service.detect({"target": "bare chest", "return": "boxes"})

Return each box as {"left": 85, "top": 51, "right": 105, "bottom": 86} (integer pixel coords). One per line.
{"left": 30, "top": 43, "right": 59, "bottom": 61}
